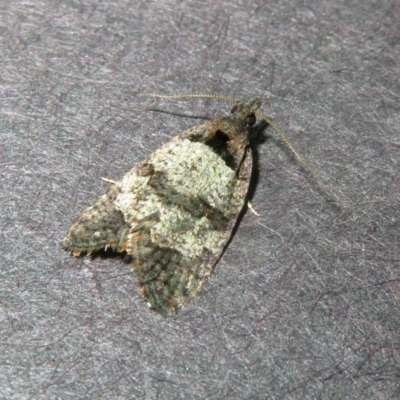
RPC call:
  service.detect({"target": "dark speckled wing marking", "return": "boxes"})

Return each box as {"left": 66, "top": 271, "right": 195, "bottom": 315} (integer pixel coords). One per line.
{"left": 62, "top": 185, "right": 132, "bottom": 256}
{"left": 62, "top": 98, "right": 260, "bottom": 316}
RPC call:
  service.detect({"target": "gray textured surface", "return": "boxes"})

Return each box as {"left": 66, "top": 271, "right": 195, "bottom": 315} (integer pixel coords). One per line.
{"left": 1, "top": 0, "right": 399, "bottom": 399}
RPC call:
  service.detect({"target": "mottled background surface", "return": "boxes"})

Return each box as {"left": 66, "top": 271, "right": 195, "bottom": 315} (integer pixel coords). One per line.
{"left": 1, "top": 1, "right": 399, "bottom": 398}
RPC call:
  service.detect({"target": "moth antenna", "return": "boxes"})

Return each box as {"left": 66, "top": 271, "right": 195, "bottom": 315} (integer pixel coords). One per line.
{"left": 138, "top": 92, "right": 242, "bottom": 105}
{"left": 255, "top": 111, "right": 320, "bottom": 180}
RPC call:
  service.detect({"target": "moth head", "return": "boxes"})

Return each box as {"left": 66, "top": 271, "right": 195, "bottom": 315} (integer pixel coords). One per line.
{"left": 230, "top": 97, "right": 262, "bottom": 127}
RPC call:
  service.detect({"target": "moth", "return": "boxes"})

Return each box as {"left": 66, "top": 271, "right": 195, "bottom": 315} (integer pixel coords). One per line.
{"left": 62, "top": 94, "right": 311, "bottom": 316}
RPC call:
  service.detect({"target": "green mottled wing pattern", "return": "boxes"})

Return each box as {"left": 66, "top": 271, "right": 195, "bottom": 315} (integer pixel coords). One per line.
{"left": 62, "top": 98, "right": 259, "bottom": 315}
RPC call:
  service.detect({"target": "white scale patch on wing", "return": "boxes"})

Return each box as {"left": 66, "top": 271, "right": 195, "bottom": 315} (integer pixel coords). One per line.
{"left": 113, "top": 138, "right": 236, "bottom": 258}
{"left": 151, "top": 137, "right": 237, "bottom": 210}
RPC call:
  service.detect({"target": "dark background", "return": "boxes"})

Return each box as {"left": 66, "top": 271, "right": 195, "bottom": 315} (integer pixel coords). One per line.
{"left": 1, "top": 1, "right": 399, "bottom": 398}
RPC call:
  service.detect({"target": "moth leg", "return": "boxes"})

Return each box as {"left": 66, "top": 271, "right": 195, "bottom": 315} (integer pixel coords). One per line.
{"left": 247, "top": 201, "right": 260, "bottom": 216}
